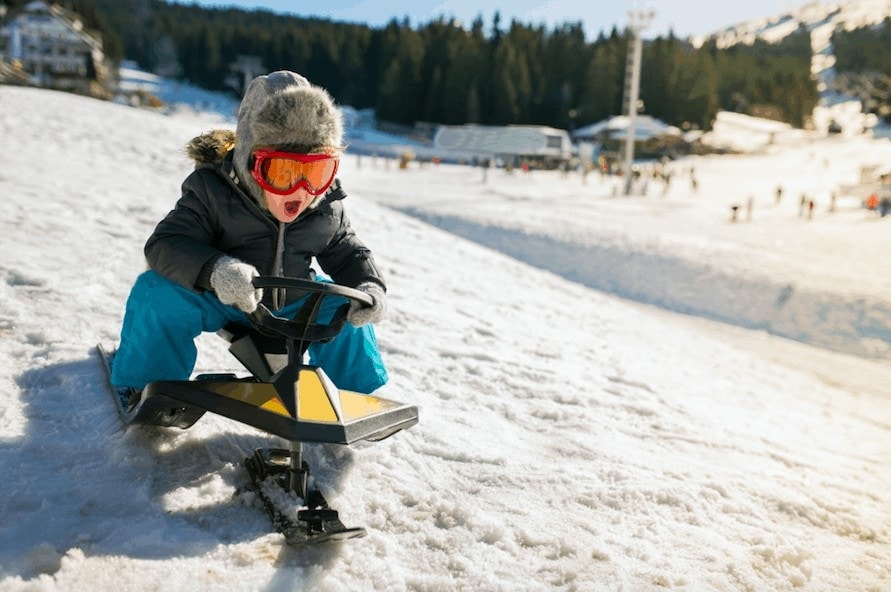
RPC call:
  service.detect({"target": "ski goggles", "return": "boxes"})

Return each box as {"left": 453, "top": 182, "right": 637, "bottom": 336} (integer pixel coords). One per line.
{"left": 251, "top": 149, "right": 339, "bottom": 196}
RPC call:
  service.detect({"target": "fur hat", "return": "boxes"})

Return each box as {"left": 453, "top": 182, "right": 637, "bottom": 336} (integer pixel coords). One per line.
{"left": 233, "top": 70, "right": 344, "bottom": 203}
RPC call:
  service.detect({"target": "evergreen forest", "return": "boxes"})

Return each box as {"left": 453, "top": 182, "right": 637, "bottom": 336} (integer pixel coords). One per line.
{"left": 6, "top": 0, "right": 891, "bottom": 130}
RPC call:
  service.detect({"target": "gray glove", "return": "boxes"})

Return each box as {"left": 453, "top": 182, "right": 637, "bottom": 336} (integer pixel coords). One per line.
{"left": 347, "top": 282, "right": 386, "bottom": 326}
{"left": 209, "top": 256, "right": 263, "bottom": 313}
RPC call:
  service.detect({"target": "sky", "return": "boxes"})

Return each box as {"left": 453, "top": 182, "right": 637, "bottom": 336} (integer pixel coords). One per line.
{"left": 168, "top": 0, "right": 826, "bottom": 39}
{"left": 1, "top": 82, "right": 890, "bottom": 591}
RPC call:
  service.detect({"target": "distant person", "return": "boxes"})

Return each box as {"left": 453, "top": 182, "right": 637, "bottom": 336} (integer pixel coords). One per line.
{"left": 775, "top": 185, "right": 783, "bottom": 204}
{"left": 662, "top": 171, "right": 672, "bottom": 196}
{"left": 110, "top": 70, "right": 388, "bottom": 404}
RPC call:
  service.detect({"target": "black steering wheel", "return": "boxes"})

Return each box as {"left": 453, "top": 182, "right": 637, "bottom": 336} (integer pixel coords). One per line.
{"left": 248, "top": 276, "right": 373, "bottom": 344}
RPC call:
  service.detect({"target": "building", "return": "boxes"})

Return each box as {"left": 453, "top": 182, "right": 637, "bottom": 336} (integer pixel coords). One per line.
{"left": 0, "top": 0, "right": 109, "bottom": 97}
{"left": 571, "top": 115, "right": 686, "bottom": 164}
{"left": 432, "top": 124, "right": 572, "bottom": 168}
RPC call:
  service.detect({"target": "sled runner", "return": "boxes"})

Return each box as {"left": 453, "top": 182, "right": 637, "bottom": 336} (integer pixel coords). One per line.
{"left": 98, "top": 277, "right": 418, "bottom": 546}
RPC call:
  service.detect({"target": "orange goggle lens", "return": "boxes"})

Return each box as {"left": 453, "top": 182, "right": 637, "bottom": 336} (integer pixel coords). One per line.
{"left": 251, "top": 149, "right": 338, "bottom": 196}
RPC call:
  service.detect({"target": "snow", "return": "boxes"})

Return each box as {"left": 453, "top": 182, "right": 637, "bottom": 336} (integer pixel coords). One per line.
{"left": 695, "top": 0, "right": 891, "bottom": 137}
{"left": 117, "top": 60, "right": 240, "bottom": 122}
{"left": 703, "top": 0, "right": 891, "bottom": 49}
{"left": 1, "top": 85, "right": 890, "bottom": 592}
{"left": 700, "top": 111, "right": 795, "bottom": 152}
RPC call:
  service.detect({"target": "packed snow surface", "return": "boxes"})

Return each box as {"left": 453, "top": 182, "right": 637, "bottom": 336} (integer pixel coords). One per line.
{"left": 0, "top": 86, "right": 889, "bottom": 591}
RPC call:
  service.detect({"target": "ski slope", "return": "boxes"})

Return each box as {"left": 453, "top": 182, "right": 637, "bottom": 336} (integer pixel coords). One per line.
{"left": 0, "top": 86, "right": 889, "bottom": 591}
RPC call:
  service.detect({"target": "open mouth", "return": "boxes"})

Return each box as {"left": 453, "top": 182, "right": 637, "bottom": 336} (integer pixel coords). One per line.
{"left": 285, "top": 200, "right": 302, "bottom": 215}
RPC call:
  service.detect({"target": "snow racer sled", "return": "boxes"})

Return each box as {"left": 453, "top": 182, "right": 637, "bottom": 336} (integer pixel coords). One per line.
{"left": 98, "top": 276, "right": 418, "bottom": 546}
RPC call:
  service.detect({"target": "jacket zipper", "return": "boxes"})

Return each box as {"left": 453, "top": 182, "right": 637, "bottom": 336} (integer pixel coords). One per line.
{"left": 272, "top": 222, "right": 286, "bottom": 309}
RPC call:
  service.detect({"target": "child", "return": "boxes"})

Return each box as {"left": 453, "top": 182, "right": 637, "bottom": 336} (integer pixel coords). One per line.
{"left": 111, "top": 70, "right": 387, "bottom": 399}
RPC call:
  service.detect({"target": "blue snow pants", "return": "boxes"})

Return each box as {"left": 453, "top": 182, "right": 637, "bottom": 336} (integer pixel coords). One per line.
{"left": 111, "top": 270, "right": 388, "bottom": 394}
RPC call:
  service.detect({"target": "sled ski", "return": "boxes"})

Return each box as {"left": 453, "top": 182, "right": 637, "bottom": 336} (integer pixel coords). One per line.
{"left": 245, "top": 447, "right": 366, "bottom": 546}
{"left": 97, "top": 276, "right": 418, "bottom": 547}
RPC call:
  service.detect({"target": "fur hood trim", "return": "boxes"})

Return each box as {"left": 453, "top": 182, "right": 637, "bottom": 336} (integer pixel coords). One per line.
{"left": 186, "top": 129, "right": 236, "bottom": 167}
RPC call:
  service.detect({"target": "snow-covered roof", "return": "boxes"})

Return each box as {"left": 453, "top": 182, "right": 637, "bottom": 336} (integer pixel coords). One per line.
{"left": 433, "top": 124, "right": 571, "bottom": 157}
{"left": 572, "top": 115, "right": 681, "bottom": 141}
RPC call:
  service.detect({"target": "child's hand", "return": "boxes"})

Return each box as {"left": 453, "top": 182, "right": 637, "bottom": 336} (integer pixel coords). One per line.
{"left": 348, "top": 282, "right": 386, "bottom": 326}
{"left": 210, "top": 256, "right": 263, "bottom": 313}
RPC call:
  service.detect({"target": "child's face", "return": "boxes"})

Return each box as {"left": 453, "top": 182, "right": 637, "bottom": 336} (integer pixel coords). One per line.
{"left": 263, "top": 187, "right": 315, "bottom": 223}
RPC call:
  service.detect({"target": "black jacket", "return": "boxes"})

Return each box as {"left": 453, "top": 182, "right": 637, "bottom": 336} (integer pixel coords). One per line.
{"left": 144, "top": 137, "right": 384, "bottom": 306}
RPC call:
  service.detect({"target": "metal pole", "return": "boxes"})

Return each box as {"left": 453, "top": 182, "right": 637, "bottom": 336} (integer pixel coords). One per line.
{"left": 622, "top": 5, "right": 655, "bottom": 196}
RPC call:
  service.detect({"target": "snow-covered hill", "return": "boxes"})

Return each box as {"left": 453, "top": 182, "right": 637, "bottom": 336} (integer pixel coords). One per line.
{"left": 693, "top": 0, "right": 891, "bottom": 50}
{"left": 1, "top": 86, "right": 889, "bottom": 591}
{"left": 693, "top": 0, "right": 891, "bottom": 136}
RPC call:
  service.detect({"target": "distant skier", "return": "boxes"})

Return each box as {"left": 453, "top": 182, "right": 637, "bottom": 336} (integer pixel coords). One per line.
{"left": 110, "top": 70, "right": 388, "bottom": 400}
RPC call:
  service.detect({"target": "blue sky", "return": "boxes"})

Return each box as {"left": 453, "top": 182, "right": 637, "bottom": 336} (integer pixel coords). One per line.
{"left": 169, "top": 0, "right": 821, "bottom": 39}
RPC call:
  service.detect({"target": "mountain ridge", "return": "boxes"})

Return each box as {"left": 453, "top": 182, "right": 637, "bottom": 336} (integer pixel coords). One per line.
{"left": 692, "top": 0, "right": 891, "bottom": 49}
{"left": 692, "top": 0, "right": 891, "bottom": 135}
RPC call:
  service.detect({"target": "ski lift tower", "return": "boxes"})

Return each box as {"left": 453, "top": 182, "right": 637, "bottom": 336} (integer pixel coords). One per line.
{"left": 621, "top": 2, "right": 655, "bottom": 195}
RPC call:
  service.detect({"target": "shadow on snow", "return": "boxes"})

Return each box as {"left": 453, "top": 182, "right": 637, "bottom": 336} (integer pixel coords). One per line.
{"left": 2, "top": 356, "right": 352, "bottom": 580}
